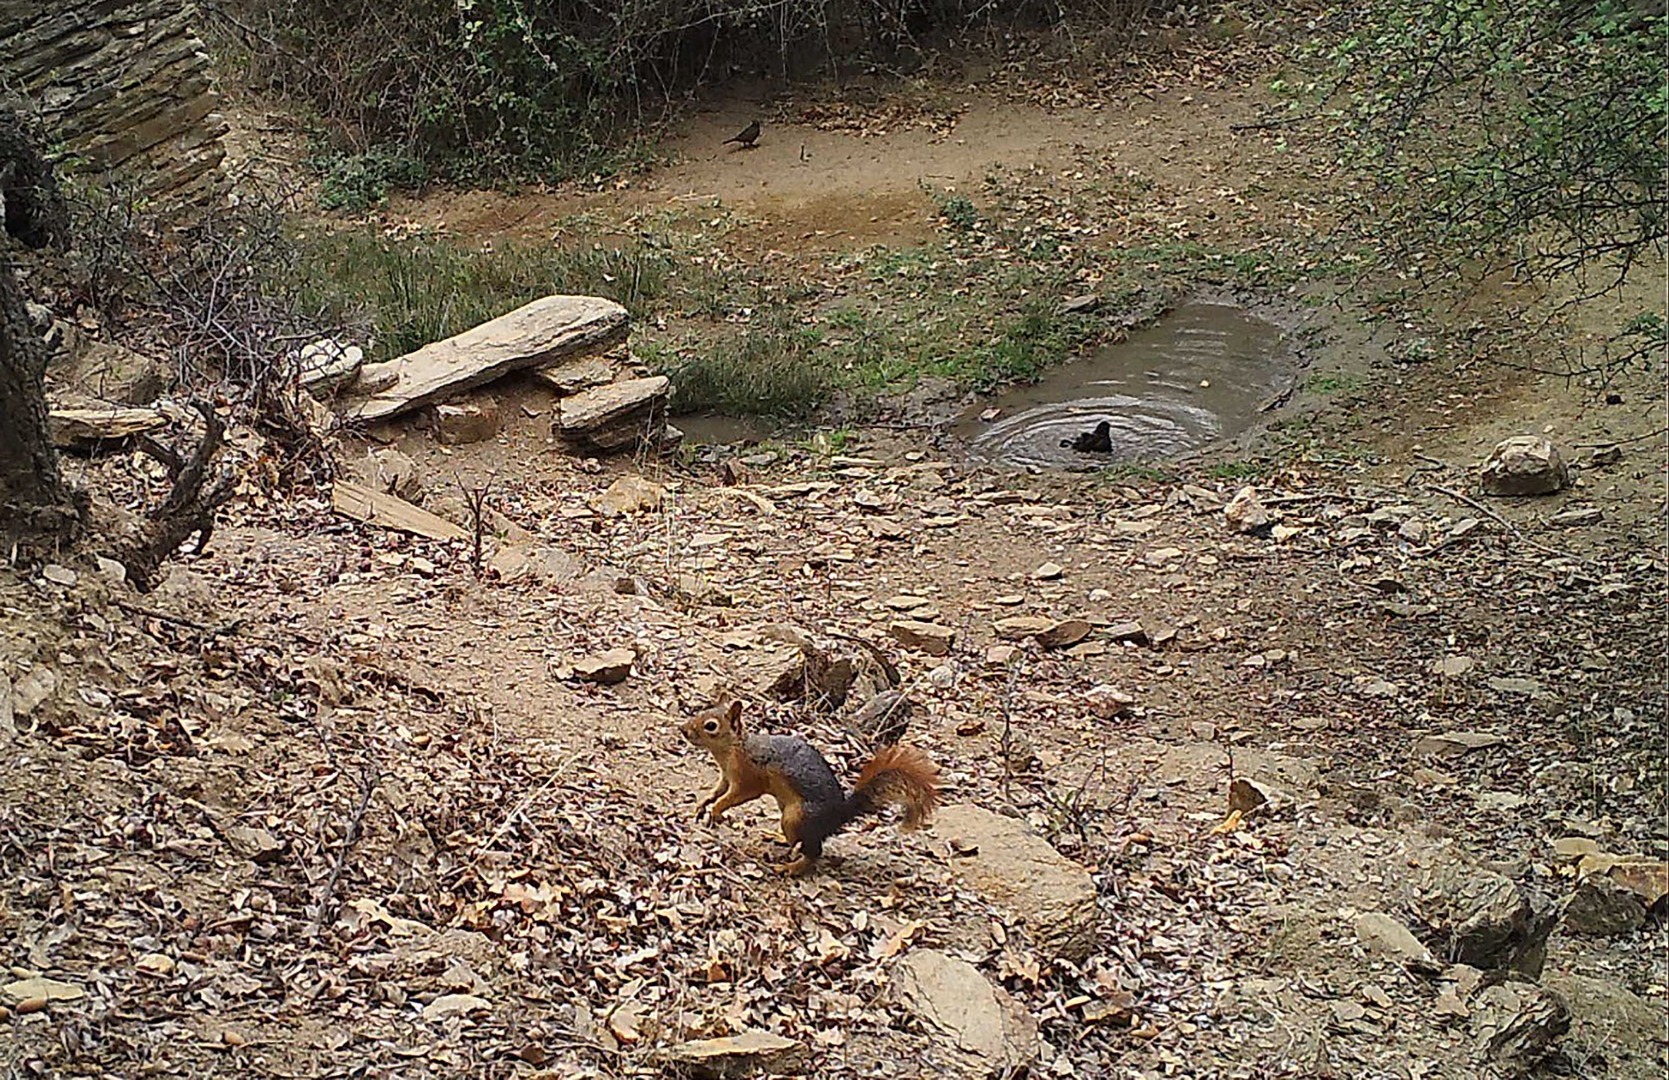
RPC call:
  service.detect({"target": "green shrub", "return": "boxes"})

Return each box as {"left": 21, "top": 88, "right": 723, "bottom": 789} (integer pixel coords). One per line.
{"left": 1314, "top": 0, "right": 1667, "bottom": 289}
{"left": 662, "top": 322, "right": 834, "bottom": 419}
{"left": 313, "top": 146, "right": 429, "bottom": 212}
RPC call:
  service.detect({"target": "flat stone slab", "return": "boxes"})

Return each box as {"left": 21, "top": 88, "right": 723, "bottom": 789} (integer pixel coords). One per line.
{"left": 533, "top": 355, "right": 615, "bottom": 395}
{"left": 892, "top": 949, "right": 1040, "bottom": 1074}
{"left": 557, "top": 376, "right": 670, "bottom": 435}
{"left": 49, "top": 404, "right": 168, "bottom": 446}
{"left": 332, "top": 481, "right": 467, "bottom": 541}
{"left": 658, "top": 1031, "right": 807, "bottom": 1077}
{"left": 344, "top": 295, "right": 627, "bottom": 422}
{"left": 933, "top": 804, "right": 1098, "bottom": 962}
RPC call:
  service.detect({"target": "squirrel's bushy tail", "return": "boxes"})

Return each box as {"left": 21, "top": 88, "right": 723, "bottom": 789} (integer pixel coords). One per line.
{"left": 850, "top": 744, "right": 940, "bottom": 829}
{"left": 799, "top": 744, "right": 941, "bottom": 857}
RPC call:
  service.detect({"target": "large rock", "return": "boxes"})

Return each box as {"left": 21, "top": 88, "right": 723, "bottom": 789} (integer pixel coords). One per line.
{"left": 556, "top": 376, "right": 671, "bottom": 452}
{"left": 892, "top": 950, "right": 1041, "bottom": 1076}
{"left": 1413, "top": 861, "right": 1554, "bottom": 977}
{"left": 1470, "top": 982, "right": 1570, "bottom": 1067}
{"left": 1540, "top": 973, "right": 1666, "bottom": 1071}
{"left": 1480, "top": 436, "right": 1570, "bottom": 496}
{"left": 55, "top": 341, "right": 170, "bottom": 404}
{"left": 1561, "top": 874, "right": 1647, "bottom": 936}
{"left": 0, "top": 1, "right": 229, "bottom": 209}
{"left": 933, "top": 804, "right": 1098, "bottom": 963}
{"left": 296, "top": 338, "right": 365, "bottom": 394}
{"left": 345, "top": 295, "right": 629, "bottom": 421}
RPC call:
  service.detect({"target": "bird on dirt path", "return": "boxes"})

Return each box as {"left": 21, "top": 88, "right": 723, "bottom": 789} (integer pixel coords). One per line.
{"left": 724, "top": 120, "right": 761, "bottom": 149}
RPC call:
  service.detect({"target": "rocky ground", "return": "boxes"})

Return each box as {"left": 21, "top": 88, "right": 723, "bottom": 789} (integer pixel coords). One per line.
{"left": 4, "top": 35, "right": 1667, "bottom": 1080}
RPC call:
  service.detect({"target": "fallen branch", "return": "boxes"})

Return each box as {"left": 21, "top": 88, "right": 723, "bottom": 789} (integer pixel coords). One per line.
{"left": 308, "top": 756, "right": 380, "bottom": 938}
{"left": 111, "top": 597, "right": 244, "bottom": 637}
{"left": 1229, "top": 112, "right": 1320, "bottom": 132}
{"left": 1425, "top": 484, "right": 1590, "bottom": 564}
{"left": 112, "top": 401, "right": 239, "bottom": 591}
{"left": 1573, "top": 425, "right": 1667, "bottom": 448}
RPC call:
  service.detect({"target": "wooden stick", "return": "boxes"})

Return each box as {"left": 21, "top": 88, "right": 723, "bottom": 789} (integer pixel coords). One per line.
{"left": 1425, "top": 485, "right": 1590, "bottom": 564}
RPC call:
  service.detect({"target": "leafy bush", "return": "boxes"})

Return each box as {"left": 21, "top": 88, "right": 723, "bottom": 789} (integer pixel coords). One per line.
{"left": 1315, "top": 0, "right": 1667, "bottom": 290}
{"left": 313, "top": 146, "right": 429, "bottom": 211}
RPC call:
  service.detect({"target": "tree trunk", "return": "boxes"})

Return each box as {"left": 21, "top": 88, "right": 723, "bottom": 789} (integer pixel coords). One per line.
{"left": 0, "top": 107, "right": 84, "bottom": 558}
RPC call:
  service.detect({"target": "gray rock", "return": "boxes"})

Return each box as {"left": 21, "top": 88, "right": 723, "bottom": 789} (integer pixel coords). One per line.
{"left": 557, "top": 376, "right": 669, "bottom": 440}
{"left": 11, "top": 665, "right": 58, "bottom": 718}
{"left": 224, "top": 825, "right": 285, "bottom": 865}
{"left": 1414, "top": 861, "right": 1554, "bottom": 978}
{"left": 572, "top": 648, "right": 635, "bottom": 685}
{"left": 533, "top": 355, "right": 615, "bottom": 395}
{"left": 892, "top": 949, "right": 1041, "bottom": 1076}
{"left": 850, "top": 689, "right": 912, "bottom": 746}
{"left": 0, "top": 2, "right": 229, "bottom": 210}
{"left": 1224, "top": 485, "right": 1271, "bottom": 533}
{"left": 1541, "top": 973, "right": 1665, "bottom": 1069}
{"left": 348, "top": 296, "right": 629, "bottom": 422}
{"left": 420, "top": 992, "right": 490, "bottom": 1021}
{"left": 296, "top": 339, "right": 365, "bottom": 394}
{"left": 56, "top": 341, "right": 171, "bottom": 405}
{"left": 889, "top": 619, "right": 955, "bottom": 656}
{"left": 1471, "top": 981, "right": 1570, "bottom": 1067}
{"left": 1480, "top": 436, "right": 1570, "bottom": 496}
{"left": 934, "top": 804, "right": 1098, "bottom": 963}
{"left": 1561, "top": 874, "right": 1647, "bottom": 936}
{"left": 591, "top": 475, "right": 665, "bottom": 516}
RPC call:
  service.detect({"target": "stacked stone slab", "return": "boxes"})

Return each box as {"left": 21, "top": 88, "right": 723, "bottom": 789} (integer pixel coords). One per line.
{"left": 0, "top": 1, "right": 228, "bottom": 209}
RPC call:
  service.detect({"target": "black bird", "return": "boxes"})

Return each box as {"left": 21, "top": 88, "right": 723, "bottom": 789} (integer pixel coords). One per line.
{"left": 724, "top": 120, "right": 761, "bottom": 149}
{"left": 1061, "top": 420, "right": 1113, "bottom": 453}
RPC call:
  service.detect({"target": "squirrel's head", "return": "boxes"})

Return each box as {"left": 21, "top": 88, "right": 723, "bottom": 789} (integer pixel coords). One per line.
{"left": 681, "top": 699, "right": 744, "bottom": 749}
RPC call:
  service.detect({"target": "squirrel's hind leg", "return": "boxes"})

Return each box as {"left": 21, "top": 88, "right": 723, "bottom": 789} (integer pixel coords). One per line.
{"left": 777, "top": 831, "right": 823, "bottom": 876}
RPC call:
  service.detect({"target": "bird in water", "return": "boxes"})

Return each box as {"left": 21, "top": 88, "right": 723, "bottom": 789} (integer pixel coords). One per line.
{"left": 724, "top": 120, "right": 761, "bottom": 149}
{"left": 1062, "top": 419, "right": 1113, "bottom": 453}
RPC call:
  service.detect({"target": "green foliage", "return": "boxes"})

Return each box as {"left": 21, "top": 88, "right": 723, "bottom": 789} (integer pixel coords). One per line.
{"left": 1314, "top": 0, "right": 1667, "bottom": 288}
{"left": 662, "top": 321, "right": 835, "bottom": 419}
{"left": 1304, "top": 372, "right": 1364, "bottom": 395}
{"left": 1207, "top": 460, "right": 1267, "bottom": 480}
{"left": 313, "top": 146, "right": 429, "bottom": 211}
{"left": 935, "top": 192, "right": 980, "bottom": 232}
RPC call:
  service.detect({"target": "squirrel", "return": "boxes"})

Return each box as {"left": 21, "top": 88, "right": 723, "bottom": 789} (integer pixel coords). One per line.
{"left": 680, "top": 700, "right": 939, "bottom": 876}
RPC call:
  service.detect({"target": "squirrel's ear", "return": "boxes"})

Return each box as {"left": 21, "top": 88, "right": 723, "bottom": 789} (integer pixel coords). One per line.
{"left": 726, "top": 700, "right": 743, "bottom": 730}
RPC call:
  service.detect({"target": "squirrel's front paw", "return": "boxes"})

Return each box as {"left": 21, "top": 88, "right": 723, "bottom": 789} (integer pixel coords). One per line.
{"left": 693, "top": 799, "right": 714, "bottom": 822}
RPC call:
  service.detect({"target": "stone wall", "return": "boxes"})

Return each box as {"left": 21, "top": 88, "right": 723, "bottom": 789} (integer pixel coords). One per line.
{"left": 0, "top": 0, "right": 228, "bottom": 209}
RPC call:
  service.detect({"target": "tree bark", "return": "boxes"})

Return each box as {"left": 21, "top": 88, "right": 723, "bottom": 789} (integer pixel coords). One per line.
{"left": 0, "top": 106, "right": 83, "bottom": 558}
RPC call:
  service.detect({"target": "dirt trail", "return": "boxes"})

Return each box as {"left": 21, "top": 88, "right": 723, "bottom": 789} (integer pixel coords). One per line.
{"left": 392, "top": 85, "right": 1279, "bottom": 254}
